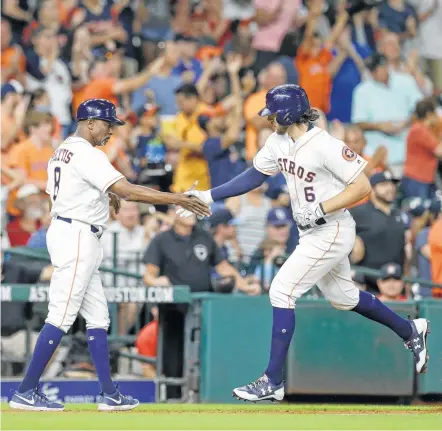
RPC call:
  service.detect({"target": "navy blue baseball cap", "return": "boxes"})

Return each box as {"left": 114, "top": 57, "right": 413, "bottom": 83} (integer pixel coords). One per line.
{"left": 379, "top": 263, "right": 402, "bottom": 280}
{"left": 208, "top": 209, "right": 238, "bottom": 228}
{"left": 369, "top": 171, "right": 400, "bottom": 187}
{"left": 267, "top": 208, "right": 292, "bottom": 226}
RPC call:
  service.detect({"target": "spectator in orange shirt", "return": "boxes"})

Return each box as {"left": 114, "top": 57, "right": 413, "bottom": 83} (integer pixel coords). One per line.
{"left": 403, "top": 98, "right": 442, "bottom": 200}
{"left": 6, "top": 111, "right": 54, "bottom": 216}
{"left": 73, "top": 55, "right": 166, "bottom": 117}
{"left": 135, "top": 307, "right": 159, "bottom": 378}
{"left": 428, "top": 212, "right": 442, "bottom": 297}
{"left": 295, "top": 0, "right": 349, "bottom": 114}
{"left": 243, "top": 62, "right": 286, "bottom": 160}
{"left": 1, "top": 19, "right": 26, "bottom": 85}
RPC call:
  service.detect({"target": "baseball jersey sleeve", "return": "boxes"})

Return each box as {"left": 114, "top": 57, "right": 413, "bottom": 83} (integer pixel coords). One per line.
{"left": 253, "top": 142, "right": 279, "bottom": 176}
{"left": 77, "top": 149, "right": 124, "bottom": 193}
{"left": 323, "top": 137, "right": 367, "bottom": 185}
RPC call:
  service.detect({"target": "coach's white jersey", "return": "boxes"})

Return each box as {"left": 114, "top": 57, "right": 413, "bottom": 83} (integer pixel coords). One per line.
{"left": 253, "top": 126, "right": 367, "bottom": 223}
{"left": 46, "top": 136, "right": 124, "bottom": 228}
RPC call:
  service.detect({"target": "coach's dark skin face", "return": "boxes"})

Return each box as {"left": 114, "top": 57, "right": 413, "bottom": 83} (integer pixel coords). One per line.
{"left": 76, "top": 119, "right": 116, "bottom": 147}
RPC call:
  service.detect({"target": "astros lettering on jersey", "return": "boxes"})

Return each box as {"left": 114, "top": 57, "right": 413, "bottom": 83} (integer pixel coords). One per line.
{"left": 253, "top": 126, "right": 367, "bottom": 229}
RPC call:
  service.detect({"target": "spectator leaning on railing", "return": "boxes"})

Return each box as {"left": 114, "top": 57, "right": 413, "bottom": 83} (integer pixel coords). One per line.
{"left": 376, "top": 263, "right": 407, "bottom": 302}
{"left": 143, "top": 212, "right": 260, "bottom": 296}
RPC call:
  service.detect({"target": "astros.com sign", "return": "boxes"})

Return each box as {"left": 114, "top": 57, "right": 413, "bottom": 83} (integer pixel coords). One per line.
{"left": 0, "top": 285, "right": 175, "bottom": 303}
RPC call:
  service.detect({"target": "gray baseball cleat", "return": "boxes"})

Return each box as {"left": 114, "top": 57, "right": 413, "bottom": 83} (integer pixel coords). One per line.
{"left": 404, "top": 318, "right": 430, "bottom": 373}
{"left": 232, "top": 374, "right": 284, "bottom": 402}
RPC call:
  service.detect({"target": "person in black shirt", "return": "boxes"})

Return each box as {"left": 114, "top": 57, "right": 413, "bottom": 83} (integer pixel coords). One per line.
{"left": 143, "top": 212, "right": 260, "bottom": 295}
{"left": 350, "top": 171, "right": 408, "bottom": 292}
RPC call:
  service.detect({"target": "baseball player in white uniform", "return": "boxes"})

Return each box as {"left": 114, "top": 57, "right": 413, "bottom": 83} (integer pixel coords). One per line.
{"left": 9, "top": 99, "right": 210, "bottom": 411}
{"left": 178, "top": 84, "right": 431, "bottom": 402}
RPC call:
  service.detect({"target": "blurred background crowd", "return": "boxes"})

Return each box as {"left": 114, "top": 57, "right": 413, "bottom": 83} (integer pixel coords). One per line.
{"left": 1, "top": 0, "right": 442, "bottom": 377}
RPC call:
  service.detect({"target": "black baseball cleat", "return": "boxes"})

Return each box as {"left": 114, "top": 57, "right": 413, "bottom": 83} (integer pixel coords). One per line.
{"left": 404, "top": 318, "right": 430, "bottom": 373}
{"left": 232, "top": 374, "right": 284, "bottom": 402}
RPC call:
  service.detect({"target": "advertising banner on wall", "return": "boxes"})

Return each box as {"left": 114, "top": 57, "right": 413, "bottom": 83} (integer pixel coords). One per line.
{"left": 0, "top": 379, "right": 156, "bottom": 404}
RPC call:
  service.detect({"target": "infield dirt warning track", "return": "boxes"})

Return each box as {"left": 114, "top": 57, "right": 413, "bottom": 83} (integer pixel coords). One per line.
{"left": 1, "top": 403, "right": 442, "bottom": 430}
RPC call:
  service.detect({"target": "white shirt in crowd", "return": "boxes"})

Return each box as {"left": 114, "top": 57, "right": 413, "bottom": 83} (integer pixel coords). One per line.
{"left": 409, "top": 0, "right": 442, "bottom": 60}
{"left": 100, "top": 221, "right": 147, "bottom": 287}
{"left": 27, "top": 58, "right": 72, "bottom": 125}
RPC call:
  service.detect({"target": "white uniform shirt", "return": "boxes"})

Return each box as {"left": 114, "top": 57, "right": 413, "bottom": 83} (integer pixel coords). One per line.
{"left": 26, "top": 59, "right": 73, "bottom": 125}
{"left": 100, "top": 221, "right": 146, "bottom": 287}
{"left": 253, "top": 127, "right": 367, "bottom": 222}
{"left": 46, "top": 137, "right": 124, "bottom": 228}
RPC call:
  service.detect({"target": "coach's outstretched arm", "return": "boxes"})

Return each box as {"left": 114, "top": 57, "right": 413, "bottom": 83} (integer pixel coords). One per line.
{"left": 110, "top": 178, "right": 211, "bottom": 218}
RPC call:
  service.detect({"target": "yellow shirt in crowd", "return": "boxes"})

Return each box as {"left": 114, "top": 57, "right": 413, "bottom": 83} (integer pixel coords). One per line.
{"left": 171, "top": 105, "right": 210, "bottom": 193}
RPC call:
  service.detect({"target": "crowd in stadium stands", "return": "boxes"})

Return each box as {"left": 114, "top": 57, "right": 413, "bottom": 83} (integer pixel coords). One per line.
{"left": 1, "top": 0, "right": 442, "bottom": 373}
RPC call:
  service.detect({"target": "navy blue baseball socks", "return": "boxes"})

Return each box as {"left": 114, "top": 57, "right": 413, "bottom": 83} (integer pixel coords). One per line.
{"left": 232, "top": 307, "right": 294, "bottom": 402}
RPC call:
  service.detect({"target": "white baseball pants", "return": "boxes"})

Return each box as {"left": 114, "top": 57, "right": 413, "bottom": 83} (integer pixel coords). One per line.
{"left": 270, "top": 219, "right": 360, "bottom": 310}
{"left": 45, "top": 218, "right": 110, "bottom": 333}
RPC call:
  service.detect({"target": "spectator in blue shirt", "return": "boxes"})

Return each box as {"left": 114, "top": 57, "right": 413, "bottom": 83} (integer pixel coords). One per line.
{"left": 132, "top": 42, "right": 182, "bottom": 116}
{"left": 352, "top": 52, "right": 423, "bottom": 177}
{"left": 200, "top": 55, "right": 246, "bottom": 188}
{"left": 328, "top": 26, "right": 371, "bottom": 123}
{"left": 199, "top": 107, "right": 246, "bottom": 189}
{"left": 131, "top": 103, "right": 172, "bottom": 192}
{"left": 172, "top": 34, "right": 203, "bottom": 83}
{"left": 378, "top": 0, "right": 418, "bottom": 41}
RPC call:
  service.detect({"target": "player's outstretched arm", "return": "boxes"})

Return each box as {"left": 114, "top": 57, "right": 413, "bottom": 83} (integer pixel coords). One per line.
{"left": 177, "top": 167, "right": 269, "bottom": 218}
{"left": 322, "top": 172, "right": 371, "bottom": 214}
{"left": 110, "top": 178, "right": 211, "bottom": 218}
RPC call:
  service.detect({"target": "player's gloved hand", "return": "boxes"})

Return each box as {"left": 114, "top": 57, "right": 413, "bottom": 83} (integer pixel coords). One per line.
{"left": 295, "top": 203, "right": 326, "bottom": 230}
{"left": 175, "top": 192, "right": 212, "bottom": 218}
{"left": 176, "top": 190, "right": 213, "bottom": 218}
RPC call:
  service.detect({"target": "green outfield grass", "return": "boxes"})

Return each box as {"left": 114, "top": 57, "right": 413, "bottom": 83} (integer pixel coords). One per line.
{"left": 1, "top": 403, "right": 442, "bottom": 430}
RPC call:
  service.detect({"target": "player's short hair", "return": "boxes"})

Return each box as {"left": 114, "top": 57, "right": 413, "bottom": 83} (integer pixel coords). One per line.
{"left": 293, "top": 108, "right": 320, "bottom": 125}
